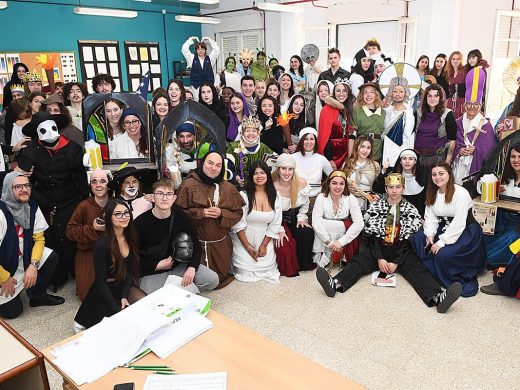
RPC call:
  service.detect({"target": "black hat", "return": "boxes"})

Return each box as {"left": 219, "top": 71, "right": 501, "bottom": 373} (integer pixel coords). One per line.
{"left": 22, "top": 111, "right": 68, "bottom": 138}
{"left": 109, "top": 166, "right": 156, "bottom": 191}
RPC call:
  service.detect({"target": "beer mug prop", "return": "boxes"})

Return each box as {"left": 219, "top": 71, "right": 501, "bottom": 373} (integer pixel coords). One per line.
{"left": 83, "top": 140, "right": 103, "bottom": 170}
{"left": 476, "top": 174, "right": 499, "bottom": 203}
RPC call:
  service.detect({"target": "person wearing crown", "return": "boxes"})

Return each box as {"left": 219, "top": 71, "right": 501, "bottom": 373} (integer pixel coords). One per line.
{"left": 182, "top": 36, "right": 220, "bottom": 95}
{"left": 452, "top": 67, "right": 496, "bottom": 185}
{"left": 316, "top": 172, "right": 463, "bottom": 314}
{"left": 237, "top": 49, "right": 254, "bottom": 77}
{"left": 227, "top": 116, "right": 276, "bottom": 188}
{"left": 382, "top": 75, "right": 416, "bottom": 168}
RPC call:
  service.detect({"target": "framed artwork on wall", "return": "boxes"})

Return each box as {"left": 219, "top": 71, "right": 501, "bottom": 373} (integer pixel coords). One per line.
{"left": 78, "top": 40, "right": 123, "bottom": 93}
{"left": 124, "top": 41, "right": 162, "bottom": 93}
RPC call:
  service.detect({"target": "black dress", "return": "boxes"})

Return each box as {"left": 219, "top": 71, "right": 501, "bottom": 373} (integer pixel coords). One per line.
{"left": 74, "top": 237, "right": 135, "bottom": 328}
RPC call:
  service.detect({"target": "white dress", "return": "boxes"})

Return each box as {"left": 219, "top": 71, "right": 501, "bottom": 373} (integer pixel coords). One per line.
{"left": 294, "top": 152, "right": 333, "bottom": 197}
{"left": 108, "top": 132, "right": 139, "bottom": 160}
{"left": 311, "top": 193, "right": 364, "bottom": 267}
{"left": 231, "top": 192, "right": 282, "bottom": 283}
{"left": 0, "top": 207, "right": 52, "bottom": 305}
{"left": 383, "top": 105, "right": 415, "bottom": 166}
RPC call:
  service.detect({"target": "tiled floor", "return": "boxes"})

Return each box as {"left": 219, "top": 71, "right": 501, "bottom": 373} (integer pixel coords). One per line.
{"left": 5, "top": 270, "right": 519, "bottom": 389}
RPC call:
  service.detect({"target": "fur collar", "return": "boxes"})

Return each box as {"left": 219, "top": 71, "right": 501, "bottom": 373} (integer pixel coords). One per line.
{"left": 324, "top": 95, "right": 345, "bottom": 111}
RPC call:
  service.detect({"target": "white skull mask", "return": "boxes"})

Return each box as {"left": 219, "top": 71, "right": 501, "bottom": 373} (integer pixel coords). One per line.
{"left": 37, "top": 120, "right": 60, "bottom": 143}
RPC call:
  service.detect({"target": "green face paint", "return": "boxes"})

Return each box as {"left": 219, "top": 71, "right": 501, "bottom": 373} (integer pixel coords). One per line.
{"left": 257, "top": 56, "right": 265, "bottom": 66}
{"left": 226, "top": 60, "right": 235, "bottom": 72}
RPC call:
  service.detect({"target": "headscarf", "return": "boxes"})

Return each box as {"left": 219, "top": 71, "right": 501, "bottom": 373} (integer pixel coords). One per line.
{"left": 10, "top": 63, "right": 29, "bottom": 85}
{"left": 227, "top": 92, "right": 250, "bottom": 141}
{"left": 197, "top": 151, "right": 225, "bottom": 185}
{"left": 1, "top": 172, "right": 31, "bottom": 229}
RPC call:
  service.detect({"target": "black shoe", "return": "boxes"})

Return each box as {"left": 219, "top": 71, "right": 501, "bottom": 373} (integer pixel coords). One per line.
{"left": 29, "top": 293, "right": 65, "bottom": 307}
{"left": 436, "top": 282, "right": 462, "bottom": 313}
{"left": 480, "top": 282, "right": 506, "bottom": 296}
{"left": 316, "top": 266, "right": 336, "bottom": 297}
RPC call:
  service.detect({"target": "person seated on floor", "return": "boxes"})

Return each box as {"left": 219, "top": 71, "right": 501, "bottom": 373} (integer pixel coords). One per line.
{"left": 483, "top": 144, "right": 520, "bottom": 271}
{"left": 0, "top": 172, "right": 64, "bottom": 319}
{"left": 272, "top": 153, "right": 314, "bottom": 277}
{"left": 380, "top": 149, "right": 425, "bottom": 216}
{"left": 110, "top": 166, "right": 153, "bottom": 219}
{"left": 480, "top": 254, "right": 520, "bottom": 298}
{"left": 316, "top": 173, "right": 462, "bottom": 313}
{"left": 410, "top": 161, "right": 485, "bottom": 297}
{"left": 343, "top": 135, "right": 382, "bottom": 211}
{"left": 231, "top": 161, "right": 282, "bottom": 283}
{"left": 311, "top": 170, "right": 364, "bottom": 268}
{"left": 73, "top": 199, "right": 146, "bottom": 332}
{"left": 227, "top": 115, "right": 276, "bottom": 188}
{"left": 135, "top": 179, "right": 219, "bottom": 295}
{"left": 175, "top": 152, "right": 245, "bottom": 289}
{"left": 66, "top": 169, "right": 112, "bottom": 301}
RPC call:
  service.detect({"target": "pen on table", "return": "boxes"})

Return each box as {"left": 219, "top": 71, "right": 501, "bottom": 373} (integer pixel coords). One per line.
{"left": 128, "top": 365, "right": 170, "bottom": 369}
{"left": 154, "top": 371, "right": 178, "bottom": 375}
{"left": 130, "top": 367, "right": 174, "bottom": 372}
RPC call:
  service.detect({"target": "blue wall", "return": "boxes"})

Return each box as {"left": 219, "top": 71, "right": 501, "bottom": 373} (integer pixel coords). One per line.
{"left": 0, "top": 0, "right": 201, "bottom": 91}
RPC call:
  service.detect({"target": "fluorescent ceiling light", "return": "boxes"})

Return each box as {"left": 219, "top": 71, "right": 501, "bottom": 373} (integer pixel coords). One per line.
{"left": 74, "top": 7, "right": 138, "bottom": 18}
{"left": 0, "top": 1, "right": 8, "bottom": 10}
{"left": 180, "top": 0, "right": 220, "bottom": 4}
{"left": 256, "top": 2, "right": 304, "bottom": 13}
{"left": 175, "top": 15, "right": 221, "bottom": 24}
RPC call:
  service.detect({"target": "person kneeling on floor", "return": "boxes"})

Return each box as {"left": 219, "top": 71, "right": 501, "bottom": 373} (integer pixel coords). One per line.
{"left": 0, "top": 172, "right": 64, "bottom": 319}
{"left": 316, "top": 173, "right": 462, "bottom": 313}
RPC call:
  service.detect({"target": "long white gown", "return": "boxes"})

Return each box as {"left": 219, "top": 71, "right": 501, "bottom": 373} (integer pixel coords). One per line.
{"left": 231, "top": 192, "right": 282, "bottom": 283}
{"left": 311, "top": 193, "right": 364, "bottom": 267}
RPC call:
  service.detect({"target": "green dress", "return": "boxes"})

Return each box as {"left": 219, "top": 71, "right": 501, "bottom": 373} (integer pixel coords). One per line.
{"left": 227, "top": 141, "right": 275, "bottom": 183}
{"left": 352, "top": 106, "right": 385, "bottom": 160}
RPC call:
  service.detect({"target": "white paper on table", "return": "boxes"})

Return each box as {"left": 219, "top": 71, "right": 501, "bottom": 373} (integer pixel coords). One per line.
{"left": 143, "top": 372, "right": 227, "bottom": 390}
{"left": 52, "top": 306, "right": 173, "bottom": 385}
{"left": 144, "top": 310, "right": 213, "bottom": 359}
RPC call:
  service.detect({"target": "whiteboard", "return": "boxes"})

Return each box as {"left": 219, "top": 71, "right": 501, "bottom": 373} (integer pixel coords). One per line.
{"left": 336, "top": 20, "right": 399, "bottom": 71}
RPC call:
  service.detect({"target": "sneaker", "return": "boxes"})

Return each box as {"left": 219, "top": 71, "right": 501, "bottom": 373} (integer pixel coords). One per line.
{"left": 436, "top": 282, "right": 462, "bottom": 313}
{"left": 73, "top": 321, "right": 86, "bottom": 334}
{"left": 480, "top": 282, "right": 506, "bottom": 296}
{"left": 29, "top": 293, "right": 65, "bottom": 307}
{"left": 316, "top": 266, "right": 336, "bottom": 297}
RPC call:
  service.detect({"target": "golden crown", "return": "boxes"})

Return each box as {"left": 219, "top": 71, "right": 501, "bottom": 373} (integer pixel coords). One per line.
{"left": 23, "top": 72, "right": 42, "bottom": 83}
{"left": 241, "top": 115, "right": 262, "bottom": 130}
{"left": 385, "top": 173, "right": 405, "bottom": 186}
{"left": 10, "top": 83, "right": 25, "bottom": 94}
{"left": 239, "top": 48, "right": 254, "bottom": 60}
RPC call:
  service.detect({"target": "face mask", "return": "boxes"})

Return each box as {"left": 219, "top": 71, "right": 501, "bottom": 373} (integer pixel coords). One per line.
{"left": 37, "top": 119, "right": 60, "bottom": 144}
{"left": 124, "top": 186, "right": 138, "bottom": 197}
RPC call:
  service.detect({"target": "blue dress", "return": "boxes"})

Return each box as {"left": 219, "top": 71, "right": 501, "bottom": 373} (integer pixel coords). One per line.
{"left": 410, "top": 186, "right": 485, "bottom": 297}
{"left": 483, "top": 210, "right": 520, "bottom": 269}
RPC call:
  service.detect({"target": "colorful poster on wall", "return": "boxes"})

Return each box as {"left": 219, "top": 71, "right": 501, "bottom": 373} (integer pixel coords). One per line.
{"left": 78, "top": 40, "right": 123, "bottom": 93}
{"left": 0, "top": 51, "right": 77, "bottom": 106}
{"left": 124, "top": 41, "right": 162, "bottom": 94}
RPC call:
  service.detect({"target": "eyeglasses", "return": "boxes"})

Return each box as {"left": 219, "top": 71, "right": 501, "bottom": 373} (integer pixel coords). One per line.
{"left": 12, "top": 183, "right": 31, "bottom": 191}
{"left": 123, "top": 119, "right": 140, "bottom": 126}
{"left": 153, "top": 192, "right": 175, "bottom": 199}
{"left": 113, "top": 210, "right": 131, "bottom": 219}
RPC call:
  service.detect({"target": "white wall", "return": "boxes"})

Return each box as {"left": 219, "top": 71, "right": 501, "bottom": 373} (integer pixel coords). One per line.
{"left": 199, "top": 0, "right": 516, "bottom": 67}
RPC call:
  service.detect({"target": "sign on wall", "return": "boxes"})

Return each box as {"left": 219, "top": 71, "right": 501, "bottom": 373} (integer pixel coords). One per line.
{"left": 124, "top": 41, "right": 162, "bottom": 93}
{"left": 78, "top": 40, "right": 123, "bottom": 93}
{"left": 0, "top": 51, "right": 77, "bottom": 105}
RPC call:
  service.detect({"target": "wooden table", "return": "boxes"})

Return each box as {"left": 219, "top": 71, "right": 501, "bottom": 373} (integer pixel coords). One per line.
{"left": 0, "top": 319, "right": 50, "bottom": 390}
{"left": 473, "top": 197, "right": 520, "bottom": 212}
{"left": 42, "top": 311, "right": 365, "bottom": 390}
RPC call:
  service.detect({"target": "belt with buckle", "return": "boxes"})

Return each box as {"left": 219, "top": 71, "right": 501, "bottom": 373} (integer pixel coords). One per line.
{"left": 366, "top": 133, "right": 382, "bottom": 140}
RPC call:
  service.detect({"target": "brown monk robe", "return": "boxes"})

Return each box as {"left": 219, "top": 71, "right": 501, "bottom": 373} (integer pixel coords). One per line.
{"left": 175, "top": 152, "right": 244, "bottom": 288}
{"left": 66, "top": 197, "right": 106, "bottom": 300}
